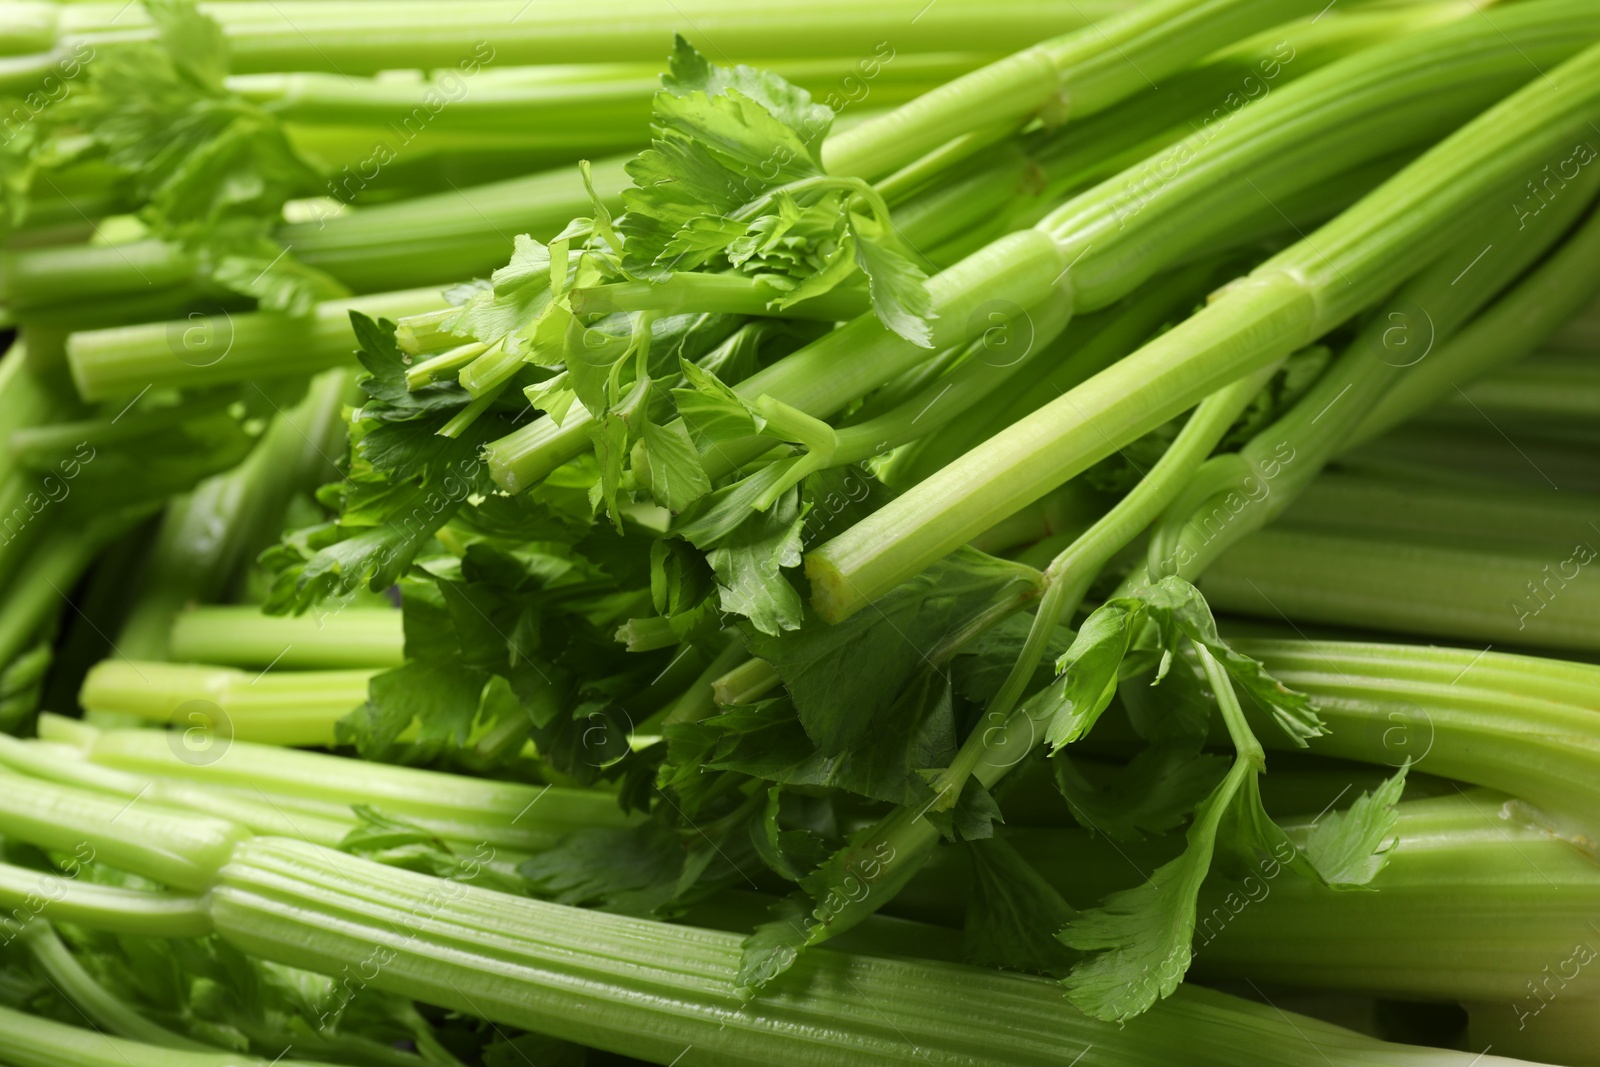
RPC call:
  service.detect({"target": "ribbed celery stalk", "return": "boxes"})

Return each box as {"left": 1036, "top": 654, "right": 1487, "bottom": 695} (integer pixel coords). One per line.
{"left": 167, "top": 606, "right": 403, "bottom": 669}
{"left": 67, "top": 288, "right": 447, "bottom": 401}
{"left": 0, "top": 866, "right": 211, "bottom": 939}
{"left": 808, "top": 9, "right": 1600, "bottom": 621}
{"left": 1272, "top": 473, "right": 1600, "bottom": 553}
{"left": 213, "top": 835, "right": 1524, "bottom": 1067}
{"left": 1144, "top": 148, "right": 1600, "bottom": 583}
{"left": 1348, "top": 196, "right": 1600, "bottom": 444}
{"left": 77, "top": 661, "right": 374, "bottom": 747}
{"left": 64, "top": 720, "right": 635, "bottom": 851}
{"left": 0, "top": 764, "right": 1550, "bottom": 1067}
{"left": 26, "top": 0, "right": 1127, "bottom": 77}
{"left": 1203, "top": 525, "right": 1600, "bottom": 650}
{"left": 0, "top": 1003, "right": 329, "bottom": 1067}
{"left": 1445, "top": 351, "right": 1600, "bottom": 421}
{"left": 1186, "top": 796, "right": 1600, "bottom": 1003}
{"left": 823, "top": 0, "right": 1335, "bottom": 181}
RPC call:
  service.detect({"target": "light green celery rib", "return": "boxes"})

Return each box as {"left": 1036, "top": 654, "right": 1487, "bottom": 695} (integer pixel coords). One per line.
{"left": 828, "top": 291, "right": 1079, "bottom": 466}
{"left": 1347, "top": 195, "right": 1600, "bottom": 445}
{"left": 0, "top": 734, "right": 354, "bottom": 846}
{"left": 0, "top": 861, "right": 211, "bottom": 939}
{"left": 38, "top": 0, "right": 1125, "bottom": 77}
{"left": 0, "top": 767, "right": 247, "bottom": 892}
{"left": 1445, "top": 350, "right": 1600, "bottom": 420}
{"left": 1202, "top": 525, "right": 1600, "bottom": 651}
{"left": 1272, "top": 472, "right": 1600, "bottom": 555}
{"left": 1185, "top": 794, "right": 1600, "bottom": 1002}
{"left": 0, "top": 1001, "right": 326, "bottom": 1067}
{"left": 210, "top": 835, "right": 1524, "bottom": 1067}
{"left": 78, "top": 661, "right": 376, "bottom": 748}
{"left": 168, "top": 605, "right": 403, "bottom": 669}
{"left": 824, "top": 0, "right": 1329, "bottom": 181}
{"left": 0, "top": 239, "right": 197, "bottom": 310}
{"left": 79, "top": 726, "right": 635, "bottom": 852}
{"left": 1146, "top": 149, "right": 1600, "bottom": 582}
{"left": 1223, "top": 638, "right": 1600, "bottom": 847}
{"left": 237, "top": 52, "right": 979, "bottom": 148}
{"left": 20, "top": 922, "right": 213, "bottom": 1051}
{"left": 876, "top": 262, "right": 1235, "bottom": 490}
{"left": 1037, "top": 5, "right": 1590, "bottom": 311}
{"left": 5, "top": 159, "right": 636, "bottom": 321}
{"left": 66, "top": 288, "right": 448, "bottom": 403}
{"left": 711, "top": 656, "right": 784, "bottom": 708}
{"left": 808, "top": 9, "right": 1600, "bottom": 622}
{"left": 1344, "top": 420, "right": 1600, "bottom": 494}
{"left": 0, "top": 764, "right": 1544, "bottom": 1066}
{"left": 984, "top": 4, "right": 1480, "bottom": 237}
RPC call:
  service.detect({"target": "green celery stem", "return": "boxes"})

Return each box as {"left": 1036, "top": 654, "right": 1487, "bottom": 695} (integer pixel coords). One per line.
{"left": 66, "top": 288, "right": 449, "bottom": 402}
{"left": 1236, "top": 637, "right": 1600, "bottom": 845}
{"left": 823, "top": 0, "right": 1323, "bottom": 181}
{"left": 1201, "top": 526, "right": 1600, "bottom": 651}
{"left": 1350, "top": 198, "right": 1600, "bottom": 446}
{"left": 0, "top": 862, "right": 211, "bottom": 939}
{"left": 0, "top": 767, "right": 246, "bottom": 892}
{"left": 210, "top": 836, "right": 1510, "bottom": 1067}
{"left": 41, "top": 0, "right": 1131, "bottom": 77}
{"left": 809, "top": 19, "right": 1600, "bottom": 621}
{"left": 0, "top": 1002, "right": 330, "bottom": 1067}
{"left": 78, "top": 661, "right": 376, "bottom": 748}
{"left": 807, "top": 271, "right": 1317, "bottom": 622}
{"left": 20, "top": 921, "right": 213, "bottom": 1050}
{"left": 1186, "top": 796, "right": 1600, "bottom": 1003}
{"left": 169, "top": 606, "right": 403, "bottom": 669}
{"left": 80, "top": 727, "right": 635, "bottom": 853}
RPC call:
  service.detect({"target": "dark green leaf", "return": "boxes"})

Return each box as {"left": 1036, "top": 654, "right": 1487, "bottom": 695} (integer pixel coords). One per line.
{"left": 963, "top": 837, "right": 1078, "bottom": 976}
{"left": 1054, "top": 746, "right": 1230, "bottom": 843}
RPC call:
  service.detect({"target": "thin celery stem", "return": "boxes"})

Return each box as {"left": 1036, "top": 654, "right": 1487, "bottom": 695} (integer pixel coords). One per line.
{"left": 0, "top": 861, "right": 212, "bottom": 939}
{"left": 1149, "top": 165, "right": 1600, "bottom": 584}
{"left": 1350, "top": 198, "right": 1600, "bottom": 446}
{"left": 824, "top": 0, "right": 1317, "bottom": 180}
{"left": 0, "top": 1002, "right": 326, "bottom": 1067}
{"left": 20, "top": 922, "right": 212, "bottom": 1052}
{"left": 66, "top": 290, "right": 448, "bottom": 402}
{"left": 168, "top": 606, "right": 403, "bottom": 670}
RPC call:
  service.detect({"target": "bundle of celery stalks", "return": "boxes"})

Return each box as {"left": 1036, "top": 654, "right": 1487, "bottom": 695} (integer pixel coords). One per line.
{"left": 4, "top": 0, "right": 1600, "bottom": 1064}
